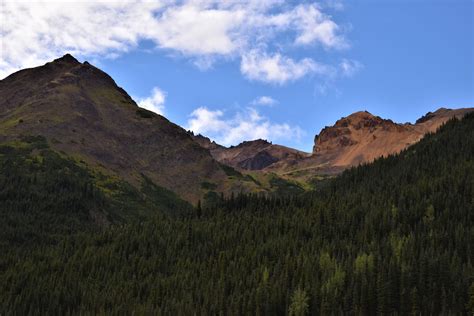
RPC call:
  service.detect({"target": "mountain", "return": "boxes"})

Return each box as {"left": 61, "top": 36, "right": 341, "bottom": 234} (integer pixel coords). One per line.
{"left": 0, "top": 54, "right": 260, "bottom": 204}
{"left": 0, "top": 54, "right": 472, "bottom": 315}
{"left": 2, "top": 110, "right": 472, "bottom": 314}
{"left": 212, "top": 108, "right": 472, "bottom": 179}
{"left": 191, "top": 107, "right": 472, "bottom": 184}
{"left": 191, "top": 135, "right": 310, "bottom": 170}
{"left": 310, "top": 108, "right": 473, "bottom": 167}
{"left": 1, "top": 54, "right": 470, "bottom": 201}
{"left": 278, "top": 107, "right": 472, "bottom": 180}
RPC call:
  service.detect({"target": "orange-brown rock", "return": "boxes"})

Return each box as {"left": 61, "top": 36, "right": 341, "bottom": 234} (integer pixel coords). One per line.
{"left": 311, "top": 108, "right": 472, "bottom": 167}
{"left": 192, "top": 108, "right": 472, "bottom": 182}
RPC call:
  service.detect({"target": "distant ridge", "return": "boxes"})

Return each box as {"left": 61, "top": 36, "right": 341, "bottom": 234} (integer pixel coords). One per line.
{"left": 192, "top": 107, "right": 473, "bottom": 183}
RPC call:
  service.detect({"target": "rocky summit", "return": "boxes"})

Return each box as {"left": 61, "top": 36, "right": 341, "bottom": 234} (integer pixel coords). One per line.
{"left": 310, "top": 108, "right": 473, "bottom": 168}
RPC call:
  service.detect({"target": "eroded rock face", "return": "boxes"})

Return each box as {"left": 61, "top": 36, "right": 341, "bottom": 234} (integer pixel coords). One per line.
{"left": 313, "top": 111, "right": 402, "bottom": 155}
{"left": 311, "top": 108, "right": 473, "bottom": 168}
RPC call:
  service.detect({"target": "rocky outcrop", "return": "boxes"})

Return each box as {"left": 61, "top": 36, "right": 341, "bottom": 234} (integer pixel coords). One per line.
{"left": 309, "top": 108, "right": 473, "bottom": 168}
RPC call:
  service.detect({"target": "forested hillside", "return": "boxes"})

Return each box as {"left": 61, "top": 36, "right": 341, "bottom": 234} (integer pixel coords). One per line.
{"left": 0, "top": 135, "right": 191, "bottom": 249}
{"left": 0, "top": 114, "right": 473, "bottom": 314}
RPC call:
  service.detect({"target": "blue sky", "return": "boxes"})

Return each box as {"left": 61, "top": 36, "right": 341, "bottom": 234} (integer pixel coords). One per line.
{"left": 2, "top": 1, "right": 473, "bottom": 151}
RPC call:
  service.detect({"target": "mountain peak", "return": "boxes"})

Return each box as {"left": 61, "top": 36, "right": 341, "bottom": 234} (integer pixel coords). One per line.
{"left": 52, "top": 53, "right": 80, "bottom": 65}
{"left": 313, "top": 111, "right": 401, "bottom": 156}
{"left": 344, "top": 110, "right": 379, "bottom": 121}
{"left": 236, "top": 139, "right": 271, "bottom": 148}
{"left": 434, "top": 107, "right": 449, "bottom": 113}
{"left": 333, "top": 110, "right": 384, "bottom": 129}
{"left": 348, "top": 110, "right": 374, "bottom": 118}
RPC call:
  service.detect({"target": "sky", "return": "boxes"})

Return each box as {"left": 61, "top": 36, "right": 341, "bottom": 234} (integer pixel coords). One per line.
{"left": 1, "top": 0, "right": 473, "bottom": 151}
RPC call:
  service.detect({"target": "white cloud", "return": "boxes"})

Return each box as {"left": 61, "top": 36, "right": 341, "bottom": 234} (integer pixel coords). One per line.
{"left": 0, "top": 0, "right": 347, "bottom": 81}
{"left": 293, "top": 4, "right": 346, "bottom": 49}
{"left": 241, "top": 49, "right": 334, "bottom": 84}
{"left": 149, "top": 4, "right": 244, "bottom": 56}
{"left": 251, "top": 96, "right": 278, "bottom": 106}
{"left": 187, "top": 107, "right": 303, "bottom": 146}
{"left": 187, "top": 107, "right": 228, "bottom": 134}
{"left": 136, "top": 87, "right": 166, "bottom": 115}
{"left": 339, "top": 59, "right": 363, "bottom": 77}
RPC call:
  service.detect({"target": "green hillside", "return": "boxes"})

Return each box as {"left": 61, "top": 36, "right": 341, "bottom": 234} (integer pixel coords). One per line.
{"left": 0, "top": 114, "right": 473, "bottom": 314}
{"left": 0, "top": 135, "right": 191, "bottom": 249}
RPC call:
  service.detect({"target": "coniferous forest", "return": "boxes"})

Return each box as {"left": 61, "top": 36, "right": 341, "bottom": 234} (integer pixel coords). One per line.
{"left": 0, "top": 114, "right": 473, "bottom": 314}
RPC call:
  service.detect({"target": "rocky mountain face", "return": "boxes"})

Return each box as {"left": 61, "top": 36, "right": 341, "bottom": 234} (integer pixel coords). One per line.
{"left": 310, "top": 108, "right": 472, "bottom": 168}
{"left": 192, "top": 108, "right": 472, "bottom": 183}
{"left": 0, "top": 54, "right": 260, "bottom": 203}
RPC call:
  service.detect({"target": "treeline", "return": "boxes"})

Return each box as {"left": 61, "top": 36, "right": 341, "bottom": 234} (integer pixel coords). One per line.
{"left": 0, "top": 114, "right": 473, "bottom": 314}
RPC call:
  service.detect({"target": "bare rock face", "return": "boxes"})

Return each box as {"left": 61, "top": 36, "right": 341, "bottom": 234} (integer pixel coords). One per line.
{"left": 311, "top": 108, "right": 473, "bottom": 168}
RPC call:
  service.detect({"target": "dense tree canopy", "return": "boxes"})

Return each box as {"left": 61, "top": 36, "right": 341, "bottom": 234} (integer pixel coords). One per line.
{"left": 0, "top": 114, "right": 473, "bottom": 314}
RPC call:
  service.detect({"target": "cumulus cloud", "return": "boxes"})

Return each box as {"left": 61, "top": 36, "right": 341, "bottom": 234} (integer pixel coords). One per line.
{"left": 136, "top": 87, "right": 166, "bottom": 115}
{"left": 187, "top": 107, "right": 303, "bottom": 146}
{"left": 292, "top": 4, "right": 346, "bottom": 48}
{"left": 251, "top": 96, "right": 278, "bottom": 106}
{"left": 187, "top": 107, "right": 228, "bottom": 134}
{"left": 1, "top": 0, "right": 348, "bottom": 81}
{"left": 241, "top": 49, "right": 334, "bottom": 84}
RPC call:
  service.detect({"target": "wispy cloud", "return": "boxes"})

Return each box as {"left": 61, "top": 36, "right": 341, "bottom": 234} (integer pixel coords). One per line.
{"left": 250, "top": 96, "right": 278, "bottom": 106}
{"left": 187, "top": 106, "right": 303, "bottom": 146}
{"left": 339, "top": 59, "right": 363, "bottom": 77}
{"left": 323, "top": 0, "right": 345, "bottom": 11}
